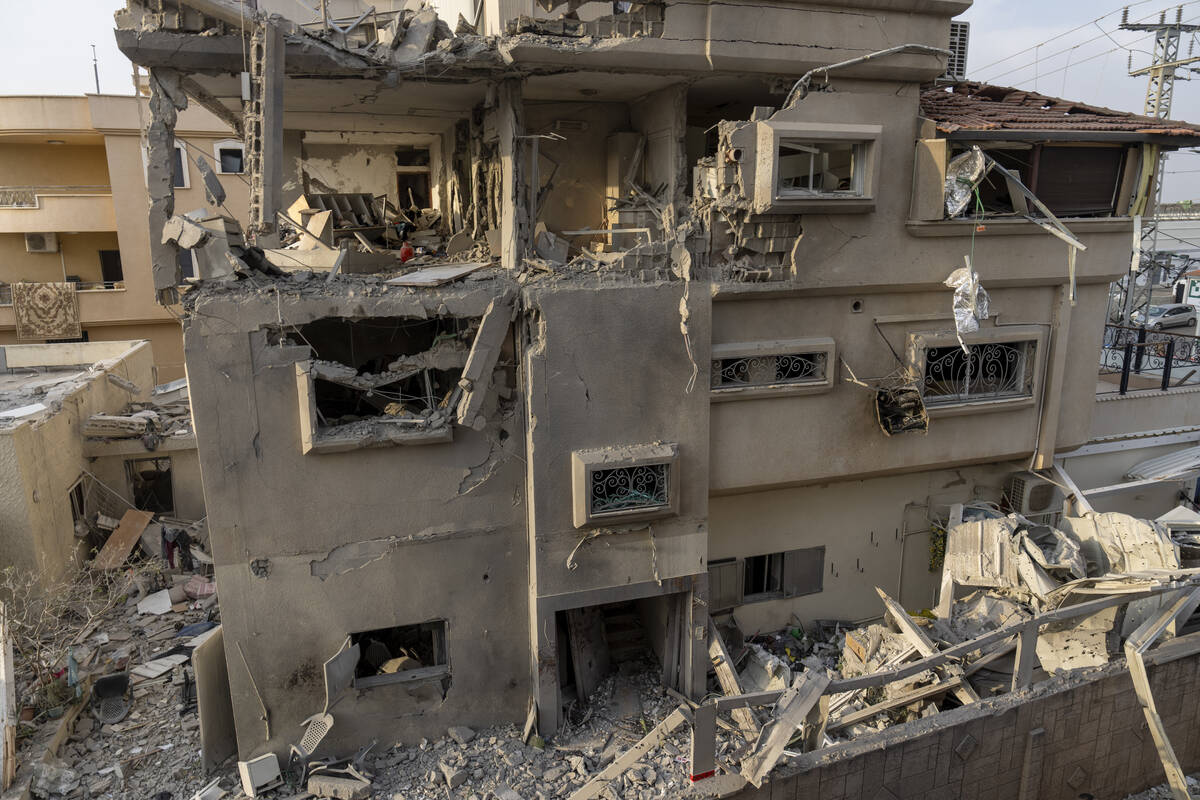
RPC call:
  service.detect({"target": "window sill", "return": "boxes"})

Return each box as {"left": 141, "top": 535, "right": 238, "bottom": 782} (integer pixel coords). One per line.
{"left": 924, "top": 395, "right": 1036, "bottom": 418}
{"left": 353, "top": 664, "right": 449, "bottom": 689}
{"left": 754, "top": 197, "right": 876, "bottom": 215}
{"left": 905, "top": 217, "right": 1131, "bottom": 238}
{"left": 710, "top": 381, "right": 832, "bottom": 402}
{"left": 306, "top": 422, "right": 453, "bottom": 454}
{"left": 741, "top": 591, "right": 784, "bottom": 605}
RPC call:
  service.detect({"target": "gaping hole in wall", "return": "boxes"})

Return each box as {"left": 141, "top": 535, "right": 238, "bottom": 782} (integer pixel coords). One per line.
{"left": 125, "top": 457, "right": 174, "bottom": 515}
{"left": 289, "top": 315, "right": 476, "bottom": 431}
{"left": 349, "top": 622, "right": 451, "bottom": 696}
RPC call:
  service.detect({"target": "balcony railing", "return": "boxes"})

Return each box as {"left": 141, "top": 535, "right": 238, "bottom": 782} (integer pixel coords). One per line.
{"left": 0, "top": 281, "right": 124, "bottom": 307}
{"left": 0, "top": 185, "right": 111, "bottom": 208}
{"left": 1099, "top": 324, "right": 1200, "bottom": 394}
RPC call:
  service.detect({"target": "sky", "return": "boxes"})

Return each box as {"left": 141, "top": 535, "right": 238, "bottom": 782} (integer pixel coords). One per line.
{"left": 4, "top": 0, "right": 1200, "bottom": 205}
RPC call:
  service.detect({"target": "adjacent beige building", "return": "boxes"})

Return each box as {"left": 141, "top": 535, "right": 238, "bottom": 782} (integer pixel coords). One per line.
{"left": 0, "top": 93, "right": 247, "bottom": 381}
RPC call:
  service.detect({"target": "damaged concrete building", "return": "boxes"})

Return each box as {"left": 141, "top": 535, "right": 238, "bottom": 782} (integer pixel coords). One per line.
{"left": 112, "top": 0, "right": 1200, "bottom": 792}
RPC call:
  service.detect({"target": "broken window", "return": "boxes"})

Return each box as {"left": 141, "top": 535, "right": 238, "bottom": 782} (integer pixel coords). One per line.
{"left": 946, "top": 143, "right": 1131, "bottom": 218}
{"left": 743, "top": 553, "right": 783, "bottom": 598}
{"left": 125, "top": 457, "right": 174, "bottom": 514}
{"left": 213, "top": 140, "right": 245, "bottom": 174}
{"left": 571, "top": 443, "right": 679, "bottom": 527}
{"left": 922, "top": 341, "right": 1037, "bottom": 406}
{"left": 590, "top": 464, "right": 670, "bottom": 516}
{"left": 290, "top": 315, "right": 481, "bottom": 452}
{"left": 742, "top": 547, "right": 825, "bottom": 603}
{"left": 778, "top": 140, "right": 863, "bottom": 197}
{"left": 349, "top": 620, "right": 448, "bottom": 689}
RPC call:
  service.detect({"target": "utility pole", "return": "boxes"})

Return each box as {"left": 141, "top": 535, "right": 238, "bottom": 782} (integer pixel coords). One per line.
{"left": 1118, "top": 6, "right": 1200, "bottom": 321}
{"left": 91, "top": 45, "right": 100, "bottom": 94}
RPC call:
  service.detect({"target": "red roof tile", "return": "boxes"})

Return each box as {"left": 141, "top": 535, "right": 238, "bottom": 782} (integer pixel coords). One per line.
{"left": 921, "top": 82, "right": 1200, "bottom": 137}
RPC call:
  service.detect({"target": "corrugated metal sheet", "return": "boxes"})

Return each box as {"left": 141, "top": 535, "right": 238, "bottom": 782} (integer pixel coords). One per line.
{"left": 1125, "top": 444, "right": 1200, "bottom": 481}
{"left": 921, "top": 82, "right": 1200, "bottom": 137}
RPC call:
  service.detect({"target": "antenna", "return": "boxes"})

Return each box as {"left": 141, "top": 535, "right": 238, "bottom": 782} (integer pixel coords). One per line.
{"left": 91, "top": 45, "right": 100, "bottom": 94}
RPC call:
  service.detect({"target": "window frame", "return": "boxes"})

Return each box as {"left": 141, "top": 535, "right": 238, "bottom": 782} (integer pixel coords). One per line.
{"left": 212, "top": 139, "right": 246, "bottom": 175}
{"left": 172, "top": 142, "right": 190, "bottom": 189}
{"left": 710, "top": 337, "right": 836, "bottom": 401}
{"left": 732, "top": 546, "right": 827, "bottom": 606}
{"left": 753, "top": 121, "right": 882, "bottom": 214}
{"left": 571, "top": 443, "right": 680, "bottom": 528}
{"left": 908, "top": 324, "right": 1047, "bottom": 416}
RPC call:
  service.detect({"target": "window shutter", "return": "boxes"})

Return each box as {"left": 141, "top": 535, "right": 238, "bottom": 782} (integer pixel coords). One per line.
{"left": 782, "top": 546, "right": 825, "bottom": 598}
{"left": 708, "top": 560, "right": 744, "bottom": 611}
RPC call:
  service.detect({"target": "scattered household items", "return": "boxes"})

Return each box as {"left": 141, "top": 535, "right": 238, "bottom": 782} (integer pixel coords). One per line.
{"left": 238, "top": 752, "right": 284, "bottom": 797}
{"left": 90, "top": 673, "right": 131, "bottom": 725}
{"left": 11, "top": 282, "right": 81, "bottom": 341}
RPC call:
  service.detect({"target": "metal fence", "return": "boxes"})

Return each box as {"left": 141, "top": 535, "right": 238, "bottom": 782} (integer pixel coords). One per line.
{"left": 1100, "top": 324, "right": 1200, "bottom": 393}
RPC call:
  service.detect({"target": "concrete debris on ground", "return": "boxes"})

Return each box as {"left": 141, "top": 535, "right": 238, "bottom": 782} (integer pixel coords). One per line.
{"left": 7, "top": 569, "right": 226, "bottom": 800}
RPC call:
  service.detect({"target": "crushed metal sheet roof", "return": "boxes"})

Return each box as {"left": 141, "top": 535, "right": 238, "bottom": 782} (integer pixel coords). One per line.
{"left": 921, "top": 82, "right": 1200, "bottom": 137}
{"left": 1126, "top": 443, "right": 1200, "bottom": 481}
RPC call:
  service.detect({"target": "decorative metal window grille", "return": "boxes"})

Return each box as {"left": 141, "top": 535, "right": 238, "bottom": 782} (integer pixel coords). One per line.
{"left": 711, "top": 352, "right": 826, "bottom": 390}
{"left": 922, "top": 341, "right": 1036, "bottom": 405}
{"left": 589, "top": 464, "right": 669, "bottom": 515}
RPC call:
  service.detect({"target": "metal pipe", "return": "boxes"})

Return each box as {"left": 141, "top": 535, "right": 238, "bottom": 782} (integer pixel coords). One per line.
{"left": 782, "top": 44, "right": 953, "bottom": 108}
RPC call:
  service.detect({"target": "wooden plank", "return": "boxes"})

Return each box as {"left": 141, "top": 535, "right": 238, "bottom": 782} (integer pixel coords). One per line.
{"left": 92, "top": 509, "right": 154, "bottom": 571}
{"left": 567, "top": 607, "right": 609, "bottom": 703}
{"left": 707, "top": 616, "right": 759, "bottom": 740}
{"left": 827, "top": 676, "right": 962, "bottom": 733}
{"left": 194, "top": 627, "right": 237, "bottom": 775}
{"left": 1, "top": 607, "right": 13, "bottom": 790}
{"left": 385, "top": 262, "right": 485, "bottom": 287}
{"left": 740, "top": 672, "right": 831, "bottom": 787}
{"left": 568, "top": 707, "right": 688, "bottom": 800}
{"left": 877, "top": 588, "right": 980, "bottom": 706}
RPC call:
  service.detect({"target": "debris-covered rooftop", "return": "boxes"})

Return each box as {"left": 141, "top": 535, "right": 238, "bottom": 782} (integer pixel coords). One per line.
{"left": 922, "top": 81, "right": 1200, "bottom": 137}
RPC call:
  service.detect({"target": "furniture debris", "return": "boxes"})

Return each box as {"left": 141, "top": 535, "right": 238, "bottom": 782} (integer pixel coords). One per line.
{"left": 93, "top": 510, "right": 155, "bottom": 571}
{"left": 238, "top": 753, "right": 284, "bottom": 797}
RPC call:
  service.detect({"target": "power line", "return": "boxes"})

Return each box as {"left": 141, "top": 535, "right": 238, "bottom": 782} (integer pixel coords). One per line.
{"left": 971, "top": 0, "right": 1172, "bottom": 74}
{"left": 978, "top": 4, "right": 1200, "bottom": 85}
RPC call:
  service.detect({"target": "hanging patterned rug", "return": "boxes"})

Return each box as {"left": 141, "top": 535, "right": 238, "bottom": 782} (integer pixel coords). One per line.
{"left": 12, "top": 281, "right": 81, "bottom": 340}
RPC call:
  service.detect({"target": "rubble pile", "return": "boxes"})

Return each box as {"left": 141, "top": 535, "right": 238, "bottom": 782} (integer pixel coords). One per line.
{"left": 83, "top": 398, "right": 193, "bottom": 449}
{"left": 6, "top": 568, "right": 228, "bottom": 800}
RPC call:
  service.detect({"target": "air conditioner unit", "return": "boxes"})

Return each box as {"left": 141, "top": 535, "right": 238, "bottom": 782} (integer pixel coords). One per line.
{"left": 1003, "top": 472, "right": 1063, "bottom": 517}
{"left": 945, "top": 20, "right": 970, "bottom": 81}
{"left": 24, "top": 233, "right": 58, "bottom": 253}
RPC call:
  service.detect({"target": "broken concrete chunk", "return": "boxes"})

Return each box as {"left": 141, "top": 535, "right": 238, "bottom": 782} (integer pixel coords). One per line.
{"left": 162, "top": 214, "right": 210, "bottom": 250}
{"left": 394, "top": 8, "right": 437, "bottom": 64}
{"left": 30, "top": 760, "right": 81, "bottom": 799}
{"left": 447, "top": 725, "right": 476, "bottom": 745}
{"left": 307, "top": 774, "right": 370, "bottom": 799}
{"left": 439, "top": 761, "right": 467, "bottom": 788}
{"left": 195, "top": 155, "right": 227, "bottom": 206}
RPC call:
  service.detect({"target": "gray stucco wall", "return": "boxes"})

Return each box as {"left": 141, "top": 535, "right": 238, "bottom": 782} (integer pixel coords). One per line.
{"left": 184, "top": 277, "right": 530, "bottom": 756}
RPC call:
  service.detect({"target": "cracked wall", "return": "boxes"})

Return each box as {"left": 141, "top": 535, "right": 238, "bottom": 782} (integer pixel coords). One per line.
{"left": 182, "top": 278, "right": 528, "bottom": 754}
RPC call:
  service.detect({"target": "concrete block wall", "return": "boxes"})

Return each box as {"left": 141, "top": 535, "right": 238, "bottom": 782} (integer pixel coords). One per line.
{"left": 730, "top": 638, "right": 1200, "bottom": 800}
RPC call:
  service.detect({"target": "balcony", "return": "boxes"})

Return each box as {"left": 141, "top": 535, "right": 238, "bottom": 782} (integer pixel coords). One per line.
{"left": 0, "top": 186, "right": 116, "bottom": 233}
{"left": 1098, "top": 324, "right": 1200, "bottom": 396}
